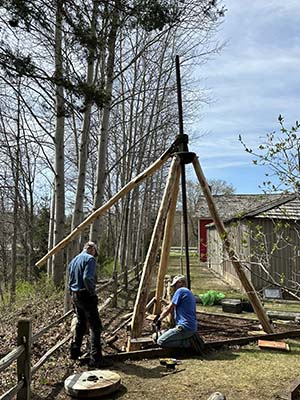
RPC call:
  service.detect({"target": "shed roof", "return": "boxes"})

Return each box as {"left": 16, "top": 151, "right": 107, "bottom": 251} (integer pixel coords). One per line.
{"left": 246, "top": 194, "right": 300, "bottom": 220}
{"left": 197, "top": 193, "right": 299, "bottom": 222}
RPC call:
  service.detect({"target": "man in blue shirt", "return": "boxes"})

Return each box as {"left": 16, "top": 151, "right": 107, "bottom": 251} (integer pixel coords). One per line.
{"left": 156, "top": 274, "right": 198, "bottom": 348}
{"left": 68, "top": 241, "right": 112, "bottom": 368}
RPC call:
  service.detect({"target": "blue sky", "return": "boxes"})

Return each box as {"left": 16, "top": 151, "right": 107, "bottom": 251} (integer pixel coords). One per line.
{"left": 188, "top": 0, "right": 300, "bottom": 194}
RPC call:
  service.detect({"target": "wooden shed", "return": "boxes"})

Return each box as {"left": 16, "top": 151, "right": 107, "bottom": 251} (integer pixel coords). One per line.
{"left": 197, "top": 194, "right": 284, "bottom": 262}
{"left": 202, "top": 193, "right": 300, "bottom": 293}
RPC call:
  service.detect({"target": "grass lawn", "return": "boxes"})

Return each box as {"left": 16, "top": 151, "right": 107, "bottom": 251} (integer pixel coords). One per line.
{"left": 114, "top": 338, "right": 300, "bottom": 400}
{"left": 3, "top": 254, "right": 299, "bottom": 399}
{"left": 116, "top": 254, "right": 300, "bottom": 400}
{"left": 167, "top": 254, "right": 300, "bottom": 316}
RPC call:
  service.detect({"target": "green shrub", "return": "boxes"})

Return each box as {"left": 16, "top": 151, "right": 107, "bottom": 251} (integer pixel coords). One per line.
{"left": 99, "top": 258, "right": 115, "bottom": 278}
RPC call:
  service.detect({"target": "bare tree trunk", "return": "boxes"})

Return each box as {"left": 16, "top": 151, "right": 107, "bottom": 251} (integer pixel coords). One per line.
{"left": 10, "top": 165, "right": 19, "bottom": 304}
{"left": 52, "top": 0, "right": 66, "bottom": 287}
{"left": 10, "top": 79, "right": 21, "bottom": 303}
{"left": 21, "top": 142, "right": 35, "bottom": 282}
{"left": 47, "top": 182, "right": 55, "bottom": 277}
{"left": 90, "top": 1, "right": 119, "bottom": 242}
{"left": 70, "top": 0, "right": 100, "bottom": 257}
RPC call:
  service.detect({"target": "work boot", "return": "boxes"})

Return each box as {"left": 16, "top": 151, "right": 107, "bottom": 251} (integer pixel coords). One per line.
{"left": 189, "top": 332, "right": 205, "bottom": 355}
{"left": 89, "top": 357, "right": 113, "bottom": 369}
{"left": 69, "top": 343, "right": 82, "bottom": 360}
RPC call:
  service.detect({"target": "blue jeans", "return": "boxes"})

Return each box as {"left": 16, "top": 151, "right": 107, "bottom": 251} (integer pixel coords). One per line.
{"left": 157, "top": 325, "right": 196, "bottom": 348}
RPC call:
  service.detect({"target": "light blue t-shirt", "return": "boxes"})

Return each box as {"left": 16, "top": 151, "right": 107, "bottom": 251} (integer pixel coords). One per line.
{"left": 172, "top": 287, "right": 197, "bottom": 331}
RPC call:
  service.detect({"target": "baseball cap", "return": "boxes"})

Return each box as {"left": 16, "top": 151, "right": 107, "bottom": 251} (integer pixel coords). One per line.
{"left": 83, "top": 241, "right": 98, "bottom": 256}
{"left": 170, "top": 274, "right": 186, "bottom": 287}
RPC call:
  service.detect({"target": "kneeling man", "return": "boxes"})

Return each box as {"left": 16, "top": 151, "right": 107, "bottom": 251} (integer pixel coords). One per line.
{"left": 156, "top": 274, "right": 197, "bottom": 348}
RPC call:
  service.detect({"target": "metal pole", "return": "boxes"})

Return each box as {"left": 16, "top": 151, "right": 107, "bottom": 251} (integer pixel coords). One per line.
{"left": 180, "top": 162, "right": 191, "bottom": 289}
{"left": 175, "top": 55, "right": 191, "bottom": 289}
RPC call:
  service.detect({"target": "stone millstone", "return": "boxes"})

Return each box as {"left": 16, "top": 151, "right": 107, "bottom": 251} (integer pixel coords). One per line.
{"left": 64, "top": 370, "right": 121, "bottom": 398}
{"left": 207, "top": 392, "right": 226, "bottom": 400}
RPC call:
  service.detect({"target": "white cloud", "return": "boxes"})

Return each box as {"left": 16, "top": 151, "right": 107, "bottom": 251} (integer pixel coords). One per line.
{"left": 190, "top": 0, "right": 300, "bottom": 193}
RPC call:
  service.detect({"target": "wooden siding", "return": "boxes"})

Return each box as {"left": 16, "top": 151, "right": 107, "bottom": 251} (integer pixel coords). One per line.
{"left": 207, "top": 226, "right": 223, "bottom": 276}
{"left": 207, "top": 221, "right": 251, "bottom": 291}
{"left": 207, "top": 216, "right": 300, "bottom": 293}
{"left": 249, "top": 218, "right": 300, "bottom": 292}
{"left": 224, "top": 221, "right": 252, "bottom": 291}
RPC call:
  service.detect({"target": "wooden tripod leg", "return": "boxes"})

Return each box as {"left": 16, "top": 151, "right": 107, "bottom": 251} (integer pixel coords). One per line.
{"left": 128, "top": 156, "right": 181, "bottom": 351}
{"left": 35, "top": 145, "right": 174, "bottom": 268}
{"left": 192, "top": 156, "right": 274, "bottom": 334}
{"left": 154, "top": 164, "right": 181, "bottom": 315}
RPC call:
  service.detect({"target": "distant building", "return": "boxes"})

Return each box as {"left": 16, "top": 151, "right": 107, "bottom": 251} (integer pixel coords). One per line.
{"left": 197, "top": 193, "right": 300, "bottom": 293}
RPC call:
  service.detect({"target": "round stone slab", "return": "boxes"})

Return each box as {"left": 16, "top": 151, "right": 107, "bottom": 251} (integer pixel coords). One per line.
{"left": 64, "top": 370, "right": 121, "bottom": 398}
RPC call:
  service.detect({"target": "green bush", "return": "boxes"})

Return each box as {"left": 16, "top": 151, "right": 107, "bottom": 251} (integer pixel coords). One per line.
{"left": 99, "top": 258, "right": 115, "bottom": 278}
{"left": 14, "top": 275, "right": 61, "bottom": 305}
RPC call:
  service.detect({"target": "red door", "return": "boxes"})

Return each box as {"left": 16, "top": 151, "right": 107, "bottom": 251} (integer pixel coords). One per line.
{"left": 199, "top": 219, "right": 212, "bottom": 261}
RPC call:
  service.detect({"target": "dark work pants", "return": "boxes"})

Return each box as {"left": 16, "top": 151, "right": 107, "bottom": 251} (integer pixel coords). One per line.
{"left": 71, "top": 291, "right": 102, "bottom": 361}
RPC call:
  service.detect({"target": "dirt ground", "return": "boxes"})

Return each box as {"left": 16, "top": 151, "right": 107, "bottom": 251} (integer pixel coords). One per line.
{"left": 27, "top": 310, "right": 299, "bottom": 400}
{"left": 24, "top": 309, "right": 299, "bottom": 400}
{"left": 1, "top": 262, "right": 300, "bottom": 400}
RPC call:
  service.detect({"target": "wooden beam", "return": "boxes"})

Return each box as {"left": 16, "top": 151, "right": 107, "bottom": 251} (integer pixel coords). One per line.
{"left": 128, "top": 156, "right": 181, "bottom": 351}
{"left": 205, "top": 329, "right": 300, "bottom": 349}
{"left": 0, "top": 345, "right": 24, "bottom": 373}
{"left": 103, "top": 329, "right": 300, "bottom": 362}
{"left": 35, "top": 145, "right": 174, "bottom": 267}
{"left": 31, "top": 333, "right": 73, "bottom": 376}
{"left": 258, "top": 340, "right": 290, "bottom": 351}
{"left": 192, "top": 157, "right": 274, "bottom": 334}
{"left": 106, "top": 347, "right": 191, "bottom": 361}
{"left": 154, "top": 164, "right": 181, "bottom": 315}
{"left": 288, "top": 378, "right": 300, "bottom": 400}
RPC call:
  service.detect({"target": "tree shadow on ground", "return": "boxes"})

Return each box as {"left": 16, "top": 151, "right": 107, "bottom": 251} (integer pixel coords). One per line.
{"left": 113, "top": 351, "right": 239, "bottom": 379}
{"left": 114, "top": 361, "right": 166, "bottom": 378}
{"left": 201, "top": 350, "right": 240, "bottom": 362}
{"left": 31, "top": 378, "right": 65, "bottom": 399}
{"left": 100, "top": 384, "right": 128, "bottom": 399}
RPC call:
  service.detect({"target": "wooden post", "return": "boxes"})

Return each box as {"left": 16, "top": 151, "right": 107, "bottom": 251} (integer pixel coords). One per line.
{"left": 288, "top": 378, "right": 300, "bottom": 400}
{"left": 35, "top": 146, "right": 174, "bottom": 268}
{"left": 154, "top": 164, "right": 181, "bottom": 315}
{"left": 192, "top": 156, "right": 274, "bottom": 334}
{"left": 17, "top": 319, "right": 32, "bottom": 400}
{"left": 128, "top": 156, "right": 181, "bottom": 350}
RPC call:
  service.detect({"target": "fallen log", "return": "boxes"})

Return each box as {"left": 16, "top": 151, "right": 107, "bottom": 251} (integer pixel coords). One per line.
{"left": 266, "top": 310, "right": 300, "bottom": 321}
{"left": 105, "top": 334, "right": 119, "bottom": 346}
{"left": 109, "top": 316, "right": 132, "bottom": 337}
